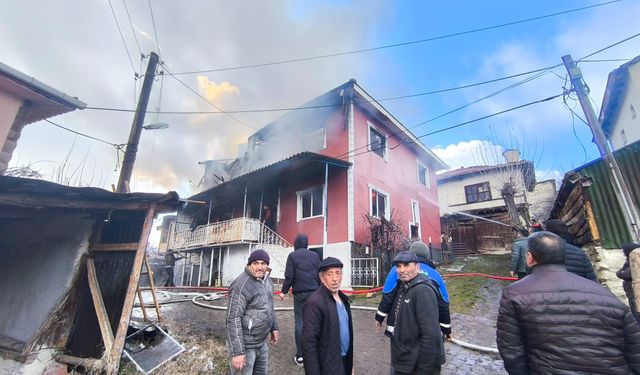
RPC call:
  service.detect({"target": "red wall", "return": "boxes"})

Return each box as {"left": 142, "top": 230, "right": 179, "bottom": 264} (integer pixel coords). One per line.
{"left": 351, "top": 107, "right": 442, "bottom": 247}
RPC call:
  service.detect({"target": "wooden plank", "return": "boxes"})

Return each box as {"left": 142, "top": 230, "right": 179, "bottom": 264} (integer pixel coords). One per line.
{"left": 144, "top": 253, "right": 163, "bottom": 322}
{"left": 563, "top": 184, "right": 583, "bottom": 213}
{"left": 108, "top": 204, "right": 156, "bottom": 375}
{"left": 0, "top": 193, "right": 154, "bottom": 211}
{"left": 584, "top": 200, "right": 600, "bottom": 241}
{"left": 87, "top": 258, "right": 114, "bottom": 353}
{"left": 54, "top": 353, "right": 101, "bottom": 368}
{"left": 91, "top": 242, "right": 138, "bottom": 252}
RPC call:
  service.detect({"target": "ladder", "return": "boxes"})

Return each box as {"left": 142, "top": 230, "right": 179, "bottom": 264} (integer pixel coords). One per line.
{"left": 136, "top": 253, "right": 162, "bottom": 322}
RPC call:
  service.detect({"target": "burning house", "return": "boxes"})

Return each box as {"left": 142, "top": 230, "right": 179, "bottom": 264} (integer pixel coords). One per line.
{"left": 167, "top": 79, "right": 447, "bottom": 288}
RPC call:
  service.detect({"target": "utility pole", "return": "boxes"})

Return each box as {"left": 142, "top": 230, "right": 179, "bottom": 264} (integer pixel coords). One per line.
{"left": 116, "top": 52, "right": 160, "bottom": 193}
{"left": 562, "top": 54, "right": 640, "bottom": 242}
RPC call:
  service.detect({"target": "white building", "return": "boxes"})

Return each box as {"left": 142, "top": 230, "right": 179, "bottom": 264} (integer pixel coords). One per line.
{"left": 600, "top": 55, "right": 640, "bottom": 150}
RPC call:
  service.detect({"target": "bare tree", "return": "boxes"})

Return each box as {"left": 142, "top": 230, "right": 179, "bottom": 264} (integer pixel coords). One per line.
{"left": 364, "top": 210, "right": 406, "bottom": 282}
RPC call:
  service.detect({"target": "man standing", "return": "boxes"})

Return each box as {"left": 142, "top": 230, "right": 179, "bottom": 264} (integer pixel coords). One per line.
{"left": 163, "top": 251, "right": 183, "bottom": 287}
{"left": 544, "top": 219, "right": 597, "bottom": 281}
{"left": 280, "top": 233, "right": 320, "bottom": 366}
{"left": 509, "top": 228, "right": 528, "bottom": 279}
{"left": 226, "top": 249, "right": 279, "bottom": 375}
{"left": 376, "top": 241, "right": 451, "bottom": 340}
{"left": 301, "top": 257, "right": 353, "bottom": 375}
{"left": 388, "top": 251, "right": 445, "bottom": 375}
{"left": 497, "top": 231, "right": 640, "bottom": 374}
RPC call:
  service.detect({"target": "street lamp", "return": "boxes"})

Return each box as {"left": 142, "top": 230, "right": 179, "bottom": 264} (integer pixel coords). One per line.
{"left": 142, "top": 122, "right": 169, "bottom": 130}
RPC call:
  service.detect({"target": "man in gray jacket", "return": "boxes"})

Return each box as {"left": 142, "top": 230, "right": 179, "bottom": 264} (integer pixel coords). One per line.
{"left": 226, "top": 249, "right": 279, "bottom": 375}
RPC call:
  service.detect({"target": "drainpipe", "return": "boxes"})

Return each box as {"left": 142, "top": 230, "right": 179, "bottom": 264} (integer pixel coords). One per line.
{"left": 259, "top": 189, "right": 264, "bottom": 220}
{"left": 323, "top": 162, "right": 329, "bottom": 252}
{"left": 207, "top": 195, "right": 213, "bottom": 225}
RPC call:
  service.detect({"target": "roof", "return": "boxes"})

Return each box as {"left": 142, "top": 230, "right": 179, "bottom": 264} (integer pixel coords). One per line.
{"left": 191, "top": 152, "right": 350, "bottom": 202}
{"left": 0, "top": 61, "right": 86, "bottom": 125}
{"left": 0, "top": 176, "right": 179, "bottom": 212}
{"left": 437, "top": 160, "right": 534, "bottom": 183}
{"left": 599, "top": 55, "right": 640, "bottom": 137}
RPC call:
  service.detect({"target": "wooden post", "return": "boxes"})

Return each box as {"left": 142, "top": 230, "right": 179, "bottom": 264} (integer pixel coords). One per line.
{"left": 108, "top": 204, "right": 156, "bottom": 375}
{"left": 144, "top": 254, "right": 163, "bottom": 322}
{"left": 87, "top": 258, "right": 114, "bottom": 353}
{"left": 630, "top": 249, "right": 640, "bottom": 316}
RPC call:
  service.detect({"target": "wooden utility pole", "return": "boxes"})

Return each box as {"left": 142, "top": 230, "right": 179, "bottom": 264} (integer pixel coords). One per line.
{"left": 116, "top": 52, "right": 160, "bottom": 193}
{"left": 562, "top": 55, "right": 640, "bottom": 242}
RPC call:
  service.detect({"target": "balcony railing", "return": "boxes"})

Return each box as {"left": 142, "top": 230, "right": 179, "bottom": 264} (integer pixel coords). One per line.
{"left": 169, "top": 217, "right": 292, "bottom": 250}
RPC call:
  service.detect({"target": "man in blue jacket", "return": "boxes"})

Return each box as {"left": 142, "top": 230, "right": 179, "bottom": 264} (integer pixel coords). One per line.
{"left": 280, "top": 233, "right": 320, "bottom": 366}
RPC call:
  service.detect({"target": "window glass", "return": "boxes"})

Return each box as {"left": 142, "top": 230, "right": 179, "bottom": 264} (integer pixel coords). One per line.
{"left": 302, "top": 193, "right": 312, "bottom": 218}
{"left": 370, "top": 127, "right": 386, "bottom": 158}
{"left": 312, "top": 188, "right": 323, "bottom": 216}
{"left": 371, "top": 189, "right": 387, "bottom": 218}
{"left": 464, "top": 182, "right": 491, "bottom": 203}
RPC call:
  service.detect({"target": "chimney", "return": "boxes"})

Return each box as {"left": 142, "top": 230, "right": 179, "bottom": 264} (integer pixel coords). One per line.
{"left": 502, "top": 149, "right": 520, "bottom": 163}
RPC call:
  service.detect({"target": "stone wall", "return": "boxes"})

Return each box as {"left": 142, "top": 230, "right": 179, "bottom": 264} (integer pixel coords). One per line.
{"left": 585, "top": 245, "right": 627, "bottom": 302}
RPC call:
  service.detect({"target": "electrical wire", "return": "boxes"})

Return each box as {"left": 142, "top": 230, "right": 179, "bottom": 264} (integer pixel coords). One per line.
{"left": 577, "top": 31, "right": 640, "bottom": 62}
{"left": 81, "top": 64, "right": 560, "bottom": 115}
{"left": 44, "top": 119, "right": 123, "bottom": 148}
{"left": 161, "top": 64, "right": 259, "bottom": 130}
{"left": 107, "top": 0, "right": 137, "bottom": 75}
{"left": 170, "top": 0, "right": 623, "bottom": 75}
{"left": 122, "top": 0, "right": 143, "bottom": 57}
{"left": 148, "top": 0, "right": 162, "bottom": 57}
{"left": 580, "top": 58, "right": 632, "bottom": 63}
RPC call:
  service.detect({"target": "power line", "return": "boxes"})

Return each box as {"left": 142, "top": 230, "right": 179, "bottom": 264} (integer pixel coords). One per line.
{"left": 82, "top": 64, "right": 560, "bottom": 115}
{"left": 148, "top": 0, "right": 162, "bottom": 58}
{"left": 107, "top": 0, "right": 137, "bottom": 75}
{"left": 170, "top": 0, "right": 622, "bottom": 75}
{"left": 122, "top": 0, "right": 143, "bottom": 57}
{"left": 161, "top": 64, "right": 259, "bottom": 130}
{"left": 577, "top": 31, "right": 640, "bottom": 61}
{"left": 44, "top": 119, "right": 124, "bottom": 148}
{"left": 580, "top": 58, "right": 632, "bottom": 63}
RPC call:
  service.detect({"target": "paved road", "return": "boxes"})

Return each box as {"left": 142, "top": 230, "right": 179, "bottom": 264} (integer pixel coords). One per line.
{"left": 165, "top": 296, "right": 507, "bottom": 375}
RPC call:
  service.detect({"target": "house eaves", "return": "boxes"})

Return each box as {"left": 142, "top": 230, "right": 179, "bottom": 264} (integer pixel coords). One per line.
{"left": 0, "top": 61, "right": 86, "bottom": 125}
{"left": 351, "top": 81, "right": 448, "bottom": 171}
{"left": 190, "top": 151, "right": 351, "bottom": 203}
{"left": 599, "top": 55, "right": 640, "bottom": 137}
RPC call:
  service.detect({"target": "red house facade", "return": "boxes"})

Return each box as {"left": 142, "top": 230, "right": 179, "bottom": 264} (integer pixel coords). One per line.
{"left": 171, "top": 80, "right": 447, "bottom": 287}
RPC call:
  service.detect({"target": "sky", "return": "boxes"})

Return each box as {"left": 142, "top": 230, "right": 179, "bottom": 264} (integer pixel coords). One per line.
{"left": 2, "top": 0, "right": 640, "bottom": 201}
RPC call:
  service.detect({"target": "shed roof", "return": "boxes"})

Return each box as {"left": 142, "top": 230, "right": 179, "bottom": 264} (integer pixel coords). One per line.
{"left": 599, "top": 55, "right": 640, "bottom": 137}
{"left": 0, "top": 61, "right": 86, "bottom": 125}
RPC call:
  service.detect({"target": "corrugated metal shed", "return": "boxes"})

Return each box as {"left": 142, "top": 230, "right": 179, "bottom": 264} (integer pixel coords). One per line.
{"left": 551, "top": 140, "right": 640, "bottom": 248}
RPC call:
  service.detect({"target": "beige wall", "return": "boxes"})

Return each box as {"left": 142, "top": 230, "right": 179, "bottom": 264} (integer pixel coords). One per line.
{"left": 0, "top": 90, "right": 22, "bottom": 161}
{"left": 438, "top": 169, "right": 527, "bottom": 215}
{"left": 610, "top": 62, "right": 640, "bottom": 150}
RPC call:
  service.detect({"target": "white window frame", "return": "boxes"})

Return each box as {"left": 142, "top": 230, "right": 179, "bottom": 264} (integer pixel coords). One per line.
{"left": 409, "top": 200, "right": 421, "bottom": 239}
{"left": 417, "top": 160, "right": 430, "bottom": 189}
{"left": 369, "top": 184, "right": 390, "bottom": 220}
{"left": 296, "top": 185, "right": 324, "bottom": 222}
{"left": 367, "top": 122, "right": 388, "bottom": 161}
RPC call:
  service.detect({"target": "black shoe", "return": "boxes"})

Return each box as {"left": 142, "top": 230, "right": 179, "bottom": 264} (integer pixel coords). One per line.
{"left": 294, "top": 355, "right": 304, "bottom": 366}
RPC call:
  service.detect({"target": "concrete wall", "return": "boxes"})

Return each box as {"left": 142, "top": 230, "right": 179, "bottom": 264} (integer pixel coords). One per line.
{"left": 0, "top": 213, "right": 91, "bottom": 346}
{"left": 0, "top": 90, "right": 22, "bottom": 172}
{"left": 528, "top": 180, "right": 557, "bottom": 222}
{"left": 321, "top": 241, "right": 352, "bottom": 288}
{"left": 586, "top": 245, "right": 627, "bottom": 303}
{"left": 610, "top": 62, "right": 640, "bottom": 150}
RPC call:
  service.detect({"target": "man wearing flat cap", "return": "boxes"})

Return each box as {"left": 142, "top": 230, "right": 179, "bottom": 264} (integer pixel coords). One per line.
{"left": 226, "top": 249, "right": 279, "bottom": 375}
{"left": 301, "top": 257, "right": 354, "bottom": 375}
{"left": 388, "top": 251, "right": 445, "bottom": 375}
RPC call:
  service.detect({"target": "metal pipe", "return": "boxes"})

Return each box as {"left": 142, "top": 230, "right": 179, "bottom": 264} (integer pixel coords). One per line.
{"left": 197, "top": 250, "right": 203, "bottom": 286}
{"left": 242, "top": 185, "right": 248, "bottom": 218}
{"left": 208, "top": 247, "right": 214, "bottom": 287}
{"left": 323, "top": 162, "right": 329, "bottom": 251}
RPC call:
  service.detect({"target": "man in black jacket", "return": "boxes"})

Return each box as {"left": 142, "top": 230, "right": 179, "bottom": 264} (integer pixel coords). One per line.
{"left": 388, "top": 251, "right": 445, "bottom": 375}
{"left": 544, "top": 219, "right": 597, "bottom": 281}
{"left": 280, "top": 233, "right": 320, "bottom": 366}
{"left": 497, "top": 231, "right": 640, "bottom": 375}
{"left": 301, "top": 257, "right": 353, "bottom": 375}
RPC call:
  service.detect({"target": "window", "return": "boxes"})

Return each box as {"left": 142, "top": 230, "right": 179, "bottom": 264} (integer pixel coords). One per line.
{"left": 631, "top": 103, "right": 637, "bottom": 120}
{"left": 297, "top": 186, "right": 323, "bottom": 220}
{"left": 464, "top": 182, "right": 492, "bottom": 203}
{"left": 621, "top": 129, "right": 628, "bottom": 146}
{"left": 370, "top": 188, "right": 389, "bottom": 219}
{"left": 368, "top": 123, "right": 387, "bottom": 159}
{"left": 417, "top": 161, "right": 430, "bottom": 188}
{"left": 410, "top": 200, "right": 420, "bottom": 239}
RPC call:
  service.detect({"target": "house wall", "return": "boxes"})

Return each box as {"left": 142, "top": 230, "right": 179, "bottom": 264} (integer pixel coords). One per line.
{"left": 0, "top": 91, "right": 22, "bottom": 169}
{"left": 0, "top": 213, "right": 91, "bottom": 346}
{"left": 610, "top": 62, "right": 640, "bottom": 150}
{"left": 437, "top": 170, "right": 528, "bottom": 215}
{"left": 278, "top": 167, "right": 348, "bottom": 246}
{"left": 351, "top": 107, "right": 441, "bottom": 246}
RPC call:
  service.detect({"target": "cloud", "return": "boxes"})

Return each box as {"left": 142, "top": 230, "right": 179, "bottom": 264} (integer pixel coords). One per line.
{"left": 432, "top": 140, "right": 505, "bottom": 171}
{"left": 196, "top": 78, "right": 239, "bottom": 102}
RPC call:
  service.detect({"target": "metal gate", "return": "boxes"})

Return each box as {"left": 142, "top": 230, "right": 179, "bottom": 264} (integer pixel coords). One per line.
{"left": 351, "top": 258, "right": 379, "bottom": 288}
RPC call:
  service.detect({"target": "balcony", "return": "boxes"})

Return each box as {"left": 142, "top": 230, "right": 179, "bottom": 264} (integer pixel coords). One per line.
{"left": 169, "top": 217, "right": 291, "bottom": 251}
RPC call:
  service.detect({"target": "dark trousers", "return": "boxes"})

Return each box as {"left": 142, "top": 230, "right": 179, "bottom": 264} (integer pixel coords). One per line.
{"left": 517, "top": 272, "right": 527, "bottom": 280}
{"left": 293, "top": 291, "right": 313, "bottom": 357}
{"left": 164, "top": 266, "right": 175, "bottom": 287}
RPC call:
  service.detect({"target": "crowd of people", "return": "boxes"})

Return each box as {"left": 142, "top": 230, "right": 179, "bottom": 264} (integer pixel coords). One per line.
{"left": 222, "top": 221, "right": 640, "bottom": 375}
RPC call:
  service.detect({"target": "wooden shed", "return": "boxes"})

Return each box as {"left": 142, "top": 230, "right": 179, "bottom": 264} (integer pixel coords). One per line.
{"left": 0, "top": 176, "right": 178, "bottom": 374}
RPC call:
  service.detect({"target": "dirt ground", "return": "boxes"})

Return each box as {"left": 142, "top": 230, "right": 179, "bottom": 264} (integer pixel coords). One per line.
{"left": 119, "top": 254, "right": 512, "bottom": 374}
